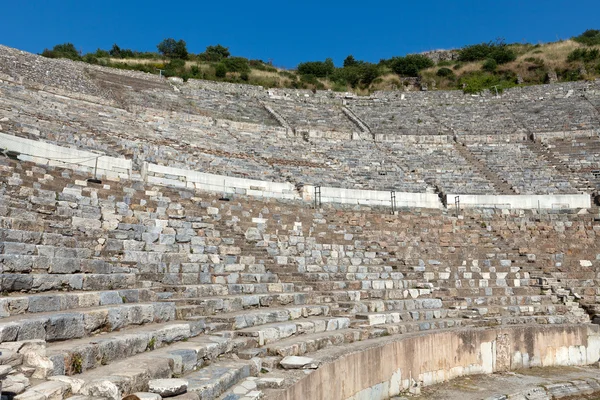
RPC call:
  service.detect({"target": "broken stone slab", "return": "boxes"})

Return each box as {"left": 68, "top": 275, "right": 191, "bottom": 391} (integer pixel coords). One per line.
{"left": 15, "top": 381, "right": 71, "bottom": 400}
{"left": 279, "top": 356, "right": 320, "bottom": 370}
{"left": 123, "top": 392, "right": 163, "bottom": 400}
{"left": 80, "top": 379, "right": 121, "bottom": 400}
{"left": 148, "top": 379, "right": 188, "bottom": 397}
{"left": 256, "top": 377, "right": 284, "bottom": 389}
{"left": 0, "top": 364, "right": 11, "bottom": 377}
{"left": 48, "top": 375, "right": 85, "bottom": 393}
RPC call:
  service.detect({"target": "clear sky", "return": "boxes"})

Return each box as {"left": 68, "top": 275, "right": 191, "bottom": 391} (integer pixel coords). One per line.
{"left": 1, "top": 0, "right": 598, "bottom": 69}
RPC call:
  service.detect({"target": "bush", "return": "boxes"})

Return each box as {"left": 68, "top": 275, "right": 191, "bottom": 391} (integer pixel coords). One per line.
{"left": 297, "top": 58, "right": 335, "bottom": 78}
{"left": 222, "top": 57, "right": 250, "bottom": 73}
{"left": 482, "top": 58, "right": 498, "bottom": 72}
{"left": 41, "top": 43, "right": 80, "bottom": 60}
{"left": 458, "top": 40, "right": 516, "bottom": 64}
{"left": 436, "top": 67, "right": 454, "bottom": 77}
{"left": 201, "top": 44, "right": 230, "bottom": 62}
{"left": 573, "top": 29, "right": 600, "bottom": 46}
{"left": 157, "top": 38, "right": 188, "bottom": 59}
{"left": 567, "top": 48, "right": 600, "bottom": 62}
{"left": 459, "top": 71, "right": 516, "bottom": 94}
{"left": 215, "top": 63, "right": 227, "bottom": 78}
{"left": 390, "top": 54, "right": 434, "bottom": 77}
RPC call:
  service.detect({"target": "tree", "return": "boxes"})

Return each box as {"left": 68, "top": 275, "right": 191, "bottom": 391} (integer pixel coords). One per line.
{"left": 343, "top": 55, "right": 358, "bottom": 67}
{"left": 215, "top": 63, "right": 227, "bottom": 78}
{"left": 458, "top": 39, "right": 516, "bottom": 64}
{"left": 297, "top": 58, "right": 335, "bottom": 78}
{"left": 157, "top": 38, "right": 188, "bottom": 59}
{"left": 203, "top": 44, "right": 230, "bottom": 62}
{"left": 390, "top": 54, "right": 434, "bottom": 77}
{"left": 41, "top": 43, "right": 80, "bottom": 60}
{"left": 109, "top": 44, "right": 122, "bottom": 57}
{"left": 573, "top": 29, "right": 600, "bottom": 46}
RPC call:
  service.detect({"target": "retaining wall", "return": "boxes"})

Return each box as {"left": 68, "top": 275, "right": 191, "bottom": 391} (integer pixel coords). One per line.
{"left": 270, "top": 325, "right": 600, "bottom": 400}
{"left": 0, "top": 132, "right": 132, "bottom": 179}
{"left": 448, "top": 193, "right": 591, "bottom": 209}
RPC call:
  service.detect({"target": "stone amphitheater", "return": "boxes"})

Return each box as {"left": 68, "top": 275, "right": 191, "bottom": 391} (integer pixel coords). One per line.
{"left": 2, "top": 44, "right": 600, "bottom": 400}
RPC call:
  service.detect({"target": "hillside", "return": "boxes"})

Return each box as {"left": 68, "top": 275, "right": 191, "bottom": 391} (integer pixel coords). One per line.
{"left": 38, "top": 30, "right": 600, "bottom": 95}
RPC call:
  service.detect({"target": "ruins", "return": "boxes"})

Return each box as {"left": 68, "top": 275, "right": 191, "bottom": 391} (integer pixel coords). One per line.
{"left": 1, "top": 44, "right": 600, "bottom": 400}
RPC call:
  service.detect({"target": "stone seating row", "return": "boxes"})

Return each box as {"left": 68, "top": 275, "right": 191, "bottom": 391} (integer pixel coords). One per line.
{"left": 0, "top": 156, "right": 596, "bottom": 400}
{"left": 467, "top": 142, "right": 578, "bottom": 194}
{"left": 4, "top": 77, "right": 592, "bottom": 196}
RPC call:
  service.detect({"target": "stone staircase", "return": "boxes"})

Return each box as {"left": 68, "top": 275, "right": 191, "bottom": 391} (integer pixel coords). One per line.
{"left": 525, "top": 139, "right": 595, "bottom": 193}
{"left": 452, "top": 140, "right": 516, "bottom": 195}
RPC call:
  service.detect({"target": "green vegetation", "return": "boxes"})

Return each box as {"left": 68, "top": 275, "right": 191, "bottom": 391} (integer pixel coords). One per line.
{"left": 573, "top": 29, "right": 600, "bottom": 46}
{"left": 459, "top": 71, "right": 517, "bottom": 94}
{"left": 567, "top": 48, "right": 600, "bottom": 62}
{"left": 71, "top": 353, "right": 83, "bottom": 374}
{"left": 41, "top": 43, "right": 81, "bottom": 61}
{"left": 39, "top": 28, "right": 600, "bottom": 93}
{"left": 458, "top": 39, "right": 517, "bottom": 64}
{"left": 387, "top": 54, "right": 434, "bottom": 77}
{"left": 157, "top": 38, "right": 188, "bottom": 59}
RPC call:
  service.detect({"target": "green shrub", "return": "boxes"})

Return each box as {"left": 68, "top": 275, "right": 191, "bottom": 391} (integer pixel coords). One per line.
{"left": 436, "top": 67, "right": 454, "bottom": 77}
{"left": 524, "top": 57, "right": 545, "bottom": 66}
{"left": 201, "top": 44, "right": 230, "bottom": 62}
{"left": 249, "top": 60, "right": 277, "bottom": 72}
{"left": 458, "top": 40, "right": 516, "bottom": 64}
{"left": 215, "top": 63, "right": 227, "bottom": 78}
{"left": 573, "top": 29, "right": 600, "bottom": 46}
{"left": 482, "top": 58, "right": 498, "bottom": 72}
{"left": 389, "top": 54, "right": 434, "bottom": 77}
{"left": 297, "top": 58, "right": 335, "bottom": 78}
{"left": 157, "top": 38, "right": 188, "bottom": 60}
{"left": 41, "top": 43, "right": 81, "bottom": 61}
{"left": 567, "top": 48, "right": 600, "bottom": 62}
{"left": 222, "top": 57, "right": 250, "bottom": 73}
{"left": 437, "top": 60, "right": 453, "bottom": 67}
{"left": 459, "top": 71, "right": 516, "bottom": 94}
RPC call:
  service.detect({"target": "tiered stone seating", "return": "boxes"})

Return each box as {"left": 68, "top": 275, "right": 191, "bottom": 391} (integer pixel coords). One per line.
{"left": 181, "top": 87, "right": 278, "bottom": 125}
{"left": 2, "top": 156, "right": 599, "bottom": 400}
{"left": 3, "top": 45, "right": 600, "bottom": 399}
{"left": 265, "top": 99, "right": 356, "bottom": 133}
{"left": 466, "top": 142, "right": 579, "bottom": 194}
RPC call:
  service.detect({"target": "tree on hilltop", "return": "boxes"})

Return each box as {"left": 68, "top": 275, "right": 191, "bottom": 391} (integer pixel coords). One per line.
{"left": 41, "top": 43, "right": 81, "bottom": 61}
{"left": 343, "top": 55, "right": 358, "bottom": 67}
{"left": 157, "top": 38, "right": 189, "bottom": 60}
{"left": 203, "top": 44, "right": 230, "bottom": 62}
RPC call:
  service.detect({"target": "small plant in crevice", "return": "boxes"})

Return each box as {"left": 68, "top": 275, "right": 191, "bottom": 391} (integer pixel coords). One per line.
{"left": 71, "top": 353, "right": 83, "bottom": 374}
{"left": 147, "top": 336, "right": 157, "bottom": 351}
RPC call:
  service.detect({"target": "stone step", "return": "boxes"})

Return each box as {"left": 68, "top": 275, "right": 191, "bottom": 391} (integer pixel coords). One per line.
{"left": 171, "top": 293, "right": 314, "bottom": 318}
{"left": 156, "top": 283, "right": 296, "bottom": 299}
{"left": 0, "top": 289, "right": 157, "bottom": 318}
{"left": 336, "top": 298, "right": 443, "bottom": 313}
{"left": 265, "top": 318, "right": 467, "bottom": 358}
{"left": 186, "top": 358, "right": 257, "bottom": 399}
{"left": 236, "top": 316, "right": 351, "bottom": 345}
{"left": 205, "top": 304, "right": 330, "bottom": 330}
{"left": 54, "top": 334, "right": 248, "bottom": 400}
{"left": 353, "top": 308, "right": 452, "bottom": 326}
{"left": 44, "top": 320, "right": 207, "bottom": 378}
{"left": 314, "top": 287, "right": 433, "bottom": 302}
{"left": 0, "top": 302, "right": 176, "bottom": 343}
{"left": 1, "top": 272, "right": 138, "bottom": 293}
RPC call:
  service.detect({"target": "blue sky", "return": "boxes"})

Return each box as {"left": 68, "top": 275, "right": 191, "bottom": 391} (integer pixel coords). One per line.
{"left": 1, "top": 0, "right": 598, "bottom": 69}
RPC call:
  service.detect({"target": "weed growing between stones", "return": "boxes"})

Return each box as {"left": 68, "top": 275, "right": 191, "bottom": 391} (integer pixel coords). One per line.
{"left": 147, "top": 336, "right": 157, "bottom": 350}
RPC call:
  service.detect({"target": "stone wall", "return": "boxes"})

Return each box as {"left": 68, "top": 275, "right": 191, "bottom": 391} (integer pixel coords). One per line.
{"left": 271, "top": 325, "right": 600, "bottom": 400}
